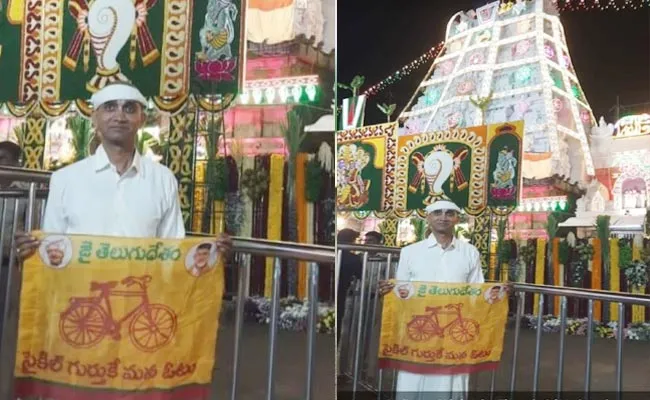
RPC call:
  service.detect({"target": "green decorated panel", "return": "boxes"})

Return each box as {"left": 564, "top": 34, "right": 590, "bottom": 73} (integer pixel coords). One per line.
{"left": 395, "top": 126, "right": 489, "bottom": 216}
{"left": 487, "top": 123, "right": 523, "bottom": 209}
{"left": 394, "top": 121, "right": 524, "bottom": 216}
{"left": 336, "top": 123, "right": 397, "bottom": 212}
{"left": 337, "top": 141, "right": 382, "bottom": 210}
{"left": 0, "top": 0, "right": 245, "bottom": 104}
{"left": 403, "top": 142, "right": 473, "bottom": 210}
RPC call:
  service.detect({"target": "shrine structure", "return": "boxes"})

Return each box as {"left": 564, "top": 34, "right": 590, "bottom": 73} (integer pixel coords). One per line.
{"left": 560, "top": 114, "right": 650, "bottom": 238}
{"left": 338, "top": 0, "right": 599, "bottom": 258}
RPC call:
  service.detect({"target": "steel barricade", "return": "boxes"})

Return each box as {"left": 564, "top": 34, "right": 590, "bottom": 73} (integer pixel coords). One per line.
{"left": 0, "top": 167, "right": 336, "bottom": 400}
{"left": 337, "top": 243, "right": 650, "bottom": 399}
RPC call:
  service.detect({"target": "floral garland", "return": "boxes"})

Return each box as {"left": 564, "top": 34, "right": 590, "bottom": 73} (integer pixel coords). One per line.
{"left": 619, "top": 241, "right": 633, "bottom": 269}
{"left": 322, "top": 198, "right": 335, "bottom": 244}
{"left": 576, "top": 241, "right": 594, "bottom": 263}
{"left": 570, "top": 242, "right": 593, "bottom": 286}
{"left": 244, "top": 296, "right": 335, "bottom": 334}
{"left": 241, "top": 168, "right": 269, "bottom": 202}
{"left": 558, "top": 239, "right": 570, "bottom": 265}
{"left": 207, "top": 157, "right": 227, "bottom": 201}
{"left": 518, "top": 243, "right": 536, "bottom": 266}
{"left": 224, "top": 192, "right": 245, "bottom": 235}
{"left": 305, "top": 158, "right": 322, "bottom": 202}
{"left": 623, "top": 260, "right": 649, "bottom": 289}
{"left": 522, "top": 314, "right": 650, "bottom": 341}
{"left": 265, "top": 155, "right": 285, "bottom": 298}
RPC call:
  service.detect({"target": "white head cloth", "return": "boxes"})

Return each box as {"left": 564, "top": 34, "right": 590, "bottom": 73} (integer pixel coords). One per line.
{"left": 425, "top": 200, "right": 462, "bottom": 214}
{"left": 90, "top": 83, "right": 147, "bottom": 109}
{"left": 45, "top": 239, "right": 66, "bottom": 251}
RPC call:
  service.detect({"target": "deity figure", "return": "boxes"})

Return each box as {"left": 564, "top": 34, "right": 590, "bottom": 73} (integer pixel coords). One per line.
{"left": 197, "top": 0, "right": 238, "bottom": 61}
{"left": 490, "top": 146, "right": 518, "bottom": 201}
{"left": 336, "top": 144, "right": 371, "bottom": 208}
{"left": 492, "top": 147, "right": 517, "bottom": 189}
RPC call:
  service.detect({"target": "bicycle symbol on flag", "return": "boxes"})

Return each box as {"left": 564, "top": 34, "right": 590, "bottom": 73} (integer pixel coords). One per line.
{"left": 406, "top": 303, "right": 480, "bottom": 344}
{"left": 59, "top": 275, "right": 177, "bottom": 352}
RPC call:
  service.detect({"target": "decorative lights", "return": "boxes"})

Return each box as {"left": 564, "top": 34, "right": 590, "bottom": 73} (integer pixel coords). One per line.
{"left": 264, "top": 87, "right": 276, "bottom": 103}
{"left": 544, "top": 44, "right": 556, "bottom": 59}
{"left": 305, "top": 84, "right": 317, "bottom": 102}
{"left": 394, "top": 3, "right": 597, "bottom": 178}
{"left": 553, "top": 0, "right": 650, "bottom": 11}
{"left": 291, "top": 85, "right": 302, "bottom": 101}
{"left": 613, "top": 114, "right": 650, "bottom": 138}
{"left": 278, "top": 86, "right": 289, "bottom": 103}
{"left": 358, "top": 1, "right": 643, "bottom": 99}
{"left": 240, "top": 75, "right": 319, "bottom": 105}
{"left": 517, "top": 196, "right": 569, "bottom": 212}
{"left": 546, "top": 18, "right": 594, "bottom": 176}
{"left": 362, "top": 41, "right": 446, "bottom": 98}
{"left": 252, "top": 88, "right": 263, "bottom": 104}
{"left": 469, "top": 52, "right": 485, "bottom": 65}
{"left": 240, "top": 91, "right": 250, "bottom": 104}
{"left": 514, "top": 66, "right": 532, "bottom": 84}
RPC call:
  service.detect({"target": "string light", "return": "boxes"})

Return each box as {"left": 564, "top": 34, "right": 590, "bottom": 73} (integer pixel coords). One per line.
{"left": 363, "top": 41, "right": 446, "bottom": 98}
{"left": 553, "top": 0, "right": 650, "bottom": 11}
{"left": 355, "top": 0, "right": 648, "bottom": 101}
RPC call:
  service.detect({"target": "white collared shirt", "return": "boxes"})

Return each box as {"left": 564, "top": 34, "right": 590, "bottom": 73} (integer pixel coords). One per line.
{"left": 42, "top": 145, "right": 185, "bottom": 239}
{"left": 394, "top": 234, "right": 484, "bottom": 396}
{"left": 395, "top": 234, "right": 484, "bottom": 284}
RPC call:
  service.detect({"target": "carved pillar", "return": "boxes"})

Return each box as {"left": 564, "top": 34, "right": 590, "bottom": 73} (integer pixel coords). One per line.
{"left": 472, "top": 210, "right": 491, "bottom": 277}
{"left": 165, "top": 109, "right": 196, "bottom": 231}
{"left": 22, "top": 112, "right": 47, "bottom": 170}
{"left": 381, "top": 214, "right": 399, "bottom": 247}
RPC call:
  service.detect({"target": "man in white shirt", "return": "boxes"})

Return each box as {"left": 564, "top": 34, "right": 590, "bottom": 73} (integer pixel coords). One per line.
{"left": 378, "top": 200, "right": 484, "bottom": 400}
{"left": 13, "top": 82, "right": 231, "bottom": 259}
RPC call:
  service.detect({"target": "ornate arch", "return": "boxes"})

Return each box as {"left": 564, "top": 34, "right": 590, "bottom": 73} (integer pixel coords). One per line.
{"left": 612, "top": 172, "right": 650, "bottom": 210}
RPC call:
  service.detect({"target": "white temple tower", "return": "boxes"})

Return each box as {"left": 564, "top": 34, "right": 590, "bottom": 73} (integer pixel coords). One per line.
{"left": 398, "top": 0, "right": 595, "bottom": 183}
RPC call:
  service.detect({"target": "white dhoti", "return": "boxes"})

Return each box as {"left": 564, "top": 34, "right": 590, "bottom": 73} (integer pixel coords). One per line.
{"left": 393, "top": 233, "right": 484, "bottom": 400}
{"left": 395, "top": 371, "right": 468, "bottom": 400}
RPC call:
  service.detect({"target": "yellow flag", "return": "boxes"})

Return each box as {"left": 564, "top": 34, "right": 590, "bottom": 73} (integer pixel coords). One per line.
{"left": 379, "top": 281, "right": 508, "bottom": 374}
{"left": 14, "top": 231, "right": 224, "bottom": 398}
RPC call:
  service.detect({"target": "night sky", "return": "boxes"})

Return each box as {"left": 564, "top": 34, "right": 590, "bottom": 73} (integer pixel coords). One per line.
{"left": 337, "top": 1, "right": 650, "bottom": 125}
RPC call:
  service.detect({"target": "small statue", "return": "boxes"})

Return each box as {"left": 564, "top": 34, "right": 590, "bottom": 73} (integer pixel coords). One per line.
{"left": 511, "top": 0, "right": 527, "bottom": 16}
{"left": 456, "top": 12, "right": 470, "bottom": 33}
{"left": 498, "top": 1, "right": 514, "bottom": 15}
{"left": 591, "top": 116, "right": 614, "bottom": 137}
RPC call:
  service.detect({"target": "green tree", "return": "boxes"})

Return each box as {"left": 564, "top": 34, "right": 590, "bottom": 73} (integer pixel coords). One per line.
{"left": 377, "top": 103, "right": 397, "bottom": 122}
{"left": 337, "top": 75, "right": 365, "bottom": 97}
{"left": 67, "top": 116, "right": 93, "bottom": 162}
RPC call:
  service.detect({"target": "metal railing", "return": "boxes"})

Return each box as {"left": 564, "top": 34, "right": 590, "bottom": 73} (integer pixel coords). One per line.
{"left": 337, "top": 243, "right": 650, "bottom": 399}
{"left": 0, "top": 167, "right": 335, "bottom": 400}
